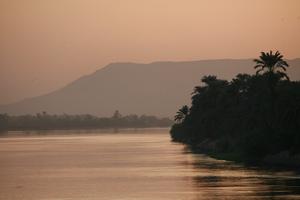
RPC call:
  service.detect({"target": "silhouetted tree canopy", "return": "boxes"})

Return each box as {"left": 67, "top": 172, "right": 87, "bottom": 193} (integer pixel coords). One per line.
{"left": 174, "top": 105, "right": 189, "bottom": 123}
{"left": 170, "top": 51, "right": 300, "bottom": 161}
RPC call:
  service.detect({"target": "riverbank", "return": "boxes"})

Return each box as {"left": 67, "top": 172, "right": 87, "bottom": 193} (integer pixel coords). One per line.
{"left": 187, "top": 143, "right": 300, "bottom": 168}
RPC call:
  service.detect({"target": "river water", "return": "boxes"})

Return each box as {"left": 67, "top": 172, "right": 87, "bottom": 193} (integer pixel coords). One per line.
{"left": 0, "top": 128, "right": 300, "bottom": 200}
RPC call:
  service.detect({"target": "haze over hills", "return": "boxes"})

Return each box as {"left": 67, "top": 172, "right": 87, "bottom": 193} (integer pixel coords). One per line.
{"left": 1, "top": 59, "right": 300, "bottom": 117}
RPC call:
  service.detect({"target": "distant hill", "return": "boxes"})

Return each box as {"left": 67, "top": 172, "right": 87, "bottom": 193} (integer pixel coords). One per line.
{"left": 1, "top": 59, "right": 300, "bottom": 117}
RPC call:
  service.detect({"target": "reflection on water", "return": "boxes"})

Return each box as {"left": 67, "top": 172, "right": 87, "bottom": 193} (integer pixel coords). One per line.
{"left": 0, "top": 128, "right": 299, "bottom": 200}
{"left": 190, "top": 154, "right": 300, "bottom": 199}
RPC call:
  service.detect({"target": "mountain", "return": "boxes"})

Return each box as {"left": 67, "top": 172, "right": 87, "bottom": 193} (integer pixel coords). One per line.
{"left": 1, "top": 59, "right": 300, "bottom": 117}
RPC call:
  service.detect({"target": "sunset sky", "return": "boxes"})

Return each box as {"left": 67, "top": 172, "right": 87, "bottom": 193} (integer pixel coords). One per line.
{"left": 1, "top": 0, "right": 300, "bottom": 104}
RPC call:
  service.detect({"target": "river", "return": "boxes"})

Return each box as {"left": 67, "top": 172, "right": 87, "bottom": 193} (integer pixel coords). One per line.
{"left": 0, "top": 128, "right": 300, "bottom": 200}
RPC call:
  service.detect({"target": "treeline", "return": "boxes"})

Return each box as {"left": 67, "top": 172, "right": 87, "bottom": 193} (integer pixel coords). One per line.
{"left": 0, "top": 111, "right": 173, "bottom": 131}
{"left": 170, "top": 51, "right": 300, "bottom": 161}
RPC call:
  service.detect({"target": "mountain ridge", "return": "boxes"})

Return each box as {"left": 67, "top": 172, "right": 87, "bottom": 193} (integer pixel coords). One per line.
{"left": 1, "top": 58, "right": 299, "bottom": 117}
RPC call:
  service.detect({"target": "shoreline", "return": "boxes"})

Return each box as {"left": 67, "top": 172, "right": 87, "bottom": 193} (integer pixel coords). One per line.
{"left": 0, "top": 126, "right": 171, "bottom": 132}
{"left": 187, "top": 144, "right": 300, "bottom": 169}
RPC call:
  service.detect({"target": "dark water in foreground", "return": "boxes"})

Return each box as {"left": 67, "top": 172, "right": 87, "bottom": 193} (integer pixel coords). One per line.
{"left": 0, "top": 128, "right": 300, "bottom": 200}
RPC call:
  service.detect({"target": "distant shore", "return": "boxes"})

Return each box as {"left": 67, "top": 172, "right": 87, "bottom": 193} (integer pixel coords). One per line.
{"left": 0, "top": 112, "right": 173, "bottom": 132}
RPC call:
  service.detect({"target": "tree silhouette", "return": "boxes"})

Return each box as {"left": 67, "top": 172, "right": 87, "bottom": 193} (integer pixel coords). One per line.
{"left": 170, "top": 51, "right": 300, "bottom": 161}
{"left": 112, "top": 110, "right": 122, "bottom": 119}
{"left": 0, "top": 113, "right": 173, "bottom": 130}
{"left": 254, "top": 50, "right": 289, "bottom": 80}
{"left": 174, "top": 105, "right": 189, "bottom": 123}
{"left": 254, "top": 51, "right": 290, "bottom": 99}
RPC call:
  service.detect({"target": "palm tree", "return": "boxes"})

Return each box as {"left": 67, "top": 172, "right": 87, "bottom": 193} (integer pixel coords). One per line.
{"left": 174, "top": 105, "right": 189, "bottom": 123}
{"left": 254, "top": 51, "right": 290, "bottom": 98}
{"left": 254, "top": 50, "right": 289, "bottom": 80}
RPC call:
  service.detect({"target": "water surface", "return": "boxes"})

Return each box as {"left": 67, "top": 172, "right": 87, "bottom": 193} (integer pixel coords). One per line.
{"left": 0, "top": 128, "right": 300, "bottom": 200}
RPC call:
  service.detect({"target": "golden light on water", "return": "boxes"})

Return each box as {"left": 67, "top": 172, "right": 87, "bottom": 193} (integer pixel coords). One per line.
{"left": 0, "top": 129, "right": 300, "bottom": 200}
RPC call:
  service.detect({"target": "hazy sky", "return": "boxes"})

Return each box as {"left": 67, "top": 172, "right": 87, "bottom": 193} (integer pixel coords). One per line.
{"left": 1, "top": 0, "right": 300, "bottom": 104}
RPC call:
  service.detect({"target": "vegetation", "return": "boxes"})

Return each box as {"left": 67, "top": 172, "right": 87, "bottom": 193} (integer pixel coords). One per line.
{"left": 0, "top": 111, "right": 172, "bottom": 131}
{"left": 170, "top": 51, "right": 300, "bottom": 162}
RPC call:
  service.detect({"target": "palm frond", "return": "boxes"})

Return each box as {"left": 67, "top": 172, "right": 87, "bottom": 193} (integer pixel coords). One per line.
{"left": 277, "top": 65, "right": 287, "bottom": 71}
{"left": 281, "top": 60, "right": 289, "bottom": 67}
{"left": 253, "top": 59, "right": 264, "bottom": 64}
{"left": 254, "top": 64, "right": 263, "bottom": 69}
{"left": 277, "top": 71, "right": 290, "bottom": 81}
{"left": 256, "top": 68, "right": 264, "bottom": 75}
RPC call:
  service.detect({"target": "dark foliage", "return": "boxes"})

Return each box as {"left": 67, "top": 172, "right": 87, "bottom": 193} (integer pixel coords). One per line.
{"left": 170, "top": 51, "right": 300, "bottom": 160}
{"left": 0, "top": 111, "right": 172, "bottom": 131}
